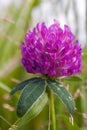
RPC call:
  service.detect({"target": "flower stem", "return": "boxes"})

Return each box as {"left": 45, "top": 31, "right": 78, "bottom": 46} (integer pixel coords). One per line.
{"left": 49, "top": 89, "right": 56, "bottom": 130}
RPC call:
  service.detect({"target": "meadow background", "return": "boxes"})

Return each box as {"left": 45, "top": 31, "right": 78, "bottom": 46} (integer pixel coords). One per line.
{"left": 0, "top": 0, "right": 87, "bottom": 130}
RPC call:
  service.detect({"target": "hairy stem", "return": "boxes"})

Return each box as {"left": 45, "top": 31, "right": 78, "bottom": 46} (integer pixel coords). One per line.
{"left": 49, "top": 89, "right": 56, "bottom": 130}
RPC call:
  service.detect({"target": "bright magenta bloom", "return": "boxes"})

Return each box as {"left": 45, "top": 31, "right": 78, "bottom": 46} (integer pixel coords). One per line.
{"left": 21, "top": 20, "right": 82, "bottom": 77}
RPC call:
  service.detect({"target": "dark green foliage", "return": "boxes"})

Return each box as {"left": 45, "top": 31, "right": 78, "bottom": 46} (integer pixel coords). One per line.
{"left": 16, "top": 78, "right": 46, "bottom": 117}
{"left": 62, "top": 75, "right": 83, "bottom": 82}
{"left": 10, "top": 77, "right": 41, "bottom": 95}
{"left": 47, "top": 80, "right": 75, "bottom": 115}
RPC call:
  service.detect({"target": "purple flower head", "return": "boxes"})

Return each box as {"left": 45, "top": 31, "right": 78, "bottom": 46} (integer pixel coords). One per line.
{"left": 21, "top": 20, "right": 82, "bottom": 77}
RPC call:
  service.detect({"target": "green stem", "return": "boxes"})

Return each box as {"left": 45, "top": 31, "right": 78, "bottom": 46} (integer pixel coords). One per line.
{"left": 49, "top": 89, "right": 56, "bottom": 130}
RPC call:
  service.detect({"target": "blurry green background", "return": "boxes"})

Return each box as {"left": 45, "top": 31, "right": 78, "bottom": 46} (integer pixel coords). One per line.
{"left": 0, "top": 0, "right": 87, "bottom": 130}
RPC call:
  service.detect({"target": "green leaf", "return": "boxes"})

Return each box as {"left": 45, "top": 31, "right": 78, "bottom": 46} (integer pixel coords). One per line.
{"left": 9, "top": 92, "right": 48, "bottom": 130}
{"left": 47, "top": 80, "right": 75, "bottom": 115}
{"left": 62, "top": 75, "right": 82, "bottom": 82}
{"left": 17, "top": 78, "right": 46, "bottom": 117}
{"left": 10, "top": 77, "right": 41, "bottom": 95}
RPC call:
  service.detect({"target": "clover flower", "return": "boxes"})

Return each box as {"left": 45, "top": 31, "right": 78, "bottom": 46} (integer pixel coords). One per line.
{"left": 21, "top": 20, "right": 82, "bottom": 77}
